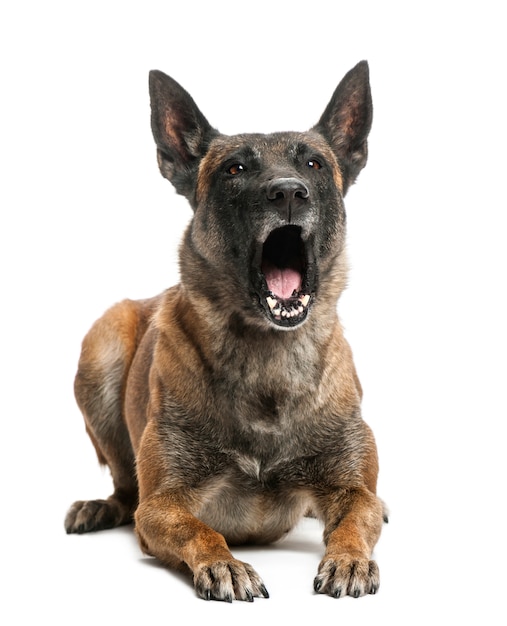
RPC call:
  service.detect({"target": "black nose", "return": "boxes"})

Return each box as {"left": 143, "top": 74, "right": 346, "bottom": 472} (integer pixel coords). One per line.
{"left": 266, "top": 177, "right": 309, "bottom": 222}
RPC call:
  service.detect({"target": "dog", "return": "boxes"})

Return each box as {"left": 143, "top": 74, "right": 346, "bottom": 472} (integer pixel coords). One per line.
{"left": 65, "top": 60, "right": 386, "bottom": 602}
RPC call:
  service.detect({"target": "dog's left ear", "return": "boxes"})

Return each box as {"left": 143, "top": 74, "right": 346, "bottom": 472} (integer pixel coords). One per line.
{"left": 149, "top": 70, "right": 219, "bottom": 201}
{"left": 313, "top": 61, "right": 372, "bottom": 194}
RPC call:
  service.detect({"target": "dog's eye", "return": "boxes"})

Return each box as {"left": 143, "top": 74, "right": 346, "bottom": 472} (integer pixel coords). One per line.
{"left": 307, "top": 159, "right": 322, "bottom": 170}
{"left": 227, "top": 163, "right": 246, "bottom": 176}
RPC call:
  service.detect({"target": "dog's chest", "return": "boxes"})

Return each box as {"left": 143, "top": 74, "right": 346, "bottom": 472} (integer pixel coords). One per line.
{"left": 213, "top": 338, "right": 324, "bottom": 431}
{"left": 196, "top": 456, "right": 313, "bottom": 545}
{"left": 234, "top": 452, "right": 264, "bottom": 479}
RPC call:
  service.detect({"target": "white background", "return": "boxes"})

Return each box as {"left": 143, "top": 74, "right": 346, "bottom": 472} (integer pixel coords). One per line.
{"left": 1, "top": 1, "right": 506, "bottom": 624}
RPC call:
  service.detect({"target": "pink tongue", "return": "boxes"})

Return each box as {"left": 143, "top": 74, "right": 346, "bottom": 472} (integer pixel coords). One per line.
{"left": 263, "top": 264, "right": 302, "bottom": 299}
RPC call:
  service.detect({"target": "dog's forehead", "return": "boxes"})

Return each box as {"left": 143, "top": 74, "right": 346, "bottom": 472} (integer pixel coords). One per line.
{"left": 205, "top": 131, "right": 334, "bottom": 164}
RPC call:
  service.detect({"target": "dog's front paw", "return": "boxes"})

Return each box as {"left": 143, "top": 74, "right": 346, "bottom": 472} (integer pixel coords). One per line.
{"left": 194, "top": 559, "right": 269, "bottom": 602}
{"left": 313, "top": 555, "right": 379, "bottom": 598}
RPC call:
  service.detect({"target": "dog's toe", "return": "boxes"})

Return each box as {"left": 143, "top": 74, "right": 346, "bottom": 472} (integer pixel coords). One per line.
{"left": 194, "top": 559, "right": 268, "bottom": 602}
{"left": 314, "top": 556, "right": 379, "bottom": 598}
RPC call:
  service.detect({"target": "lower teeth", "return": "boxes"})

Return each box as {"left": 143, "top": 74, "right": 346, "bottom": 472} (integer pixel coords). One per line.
{"left": 266, "top": 293, "right": 310, "bottom": 320}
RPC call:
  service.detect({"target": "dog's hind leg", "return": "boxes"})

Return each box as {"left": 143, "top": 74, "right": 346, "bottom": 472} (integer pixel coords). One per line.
{"left": 65, "top": 299, "right": 153, "bottom": 534}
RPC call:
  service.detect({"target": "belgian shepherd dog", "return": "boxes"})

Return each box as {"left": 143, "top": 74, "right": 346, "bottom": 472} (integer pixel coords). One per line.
{"left": 65, "top": 61, "right": 386, "bottom": 602}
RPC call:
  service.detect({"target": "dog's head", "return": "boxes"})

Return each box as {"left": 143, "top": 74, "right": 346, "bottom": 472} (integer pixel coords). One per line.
{"left": 149, "top": 62, "right": 372, "bottom": 330}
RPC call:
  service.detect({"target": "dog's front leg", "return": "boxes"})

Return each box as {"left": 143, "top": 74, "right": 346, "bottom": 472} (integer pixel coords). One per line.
{"left": 314, "top": 487, "right": 384, "bottom": 598}
{"left": 135, "top": 494, "right": 269, "bottom": 602}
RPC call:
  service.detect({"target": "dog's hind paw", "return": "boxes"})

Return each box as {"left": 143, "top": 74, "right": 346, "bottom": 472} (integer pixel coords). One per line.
{"left": 194, "top": 559, "right": 269, "bottom": 602}
{"left": 313, "top": 556, "right": 379, "bottom": 598}
{"left": 64, "top": 497, "right": 133, "bottom": 534}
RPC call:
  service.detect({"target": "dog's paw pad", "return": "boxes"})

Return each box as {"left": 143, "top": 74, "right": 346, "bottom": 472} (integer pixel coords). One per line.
{"left": 314, "top": 556, "right": 379, "bottom": 598}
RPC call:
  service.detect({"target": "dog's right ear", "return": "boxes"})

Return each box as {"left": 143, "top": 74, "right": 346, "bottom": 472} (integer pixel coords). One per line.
{"left": 313, "top": 61, "right": 372, "bottom": 195}
{"left": 149, "top": 71, "right": 218, "bottom": 200}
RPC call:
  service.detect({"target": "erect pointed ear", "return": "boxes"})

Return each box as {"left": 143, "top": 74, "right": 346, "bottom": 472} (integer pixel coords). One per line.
{"left": 313, "top": 61, "right": 372, "bottom": 194}
{"left": 149, "top": 70, "right": 219, "bottom": 199}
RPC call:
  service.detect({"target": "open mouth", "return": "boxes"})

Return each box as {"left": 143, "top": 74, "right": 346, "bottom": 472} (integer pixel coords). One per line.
{"left": 256, "top": 226, "right": 315, "bottom": 328}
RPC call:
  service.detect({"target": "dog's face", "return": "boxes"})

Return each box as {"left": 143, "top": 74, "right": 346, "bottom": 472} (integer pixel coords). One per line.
{"left": 192, "top": 131, "right": 346, "bottom": 329}
{"left": 149, "top": 63, "right": 372, "bottom": 330}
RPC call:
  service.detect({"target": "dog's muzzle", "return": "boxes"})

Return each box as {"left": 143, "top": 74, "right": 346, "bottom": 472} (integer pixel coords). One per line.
{"left": 253, "top": 224, "right": 316, "bottom": 329}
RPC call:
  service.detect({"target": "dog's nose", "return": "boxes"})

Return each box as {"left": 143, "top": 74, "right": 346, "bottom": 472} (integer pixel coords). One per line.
{"left": 266, "top": 177, "right": 309, "bottom": 222}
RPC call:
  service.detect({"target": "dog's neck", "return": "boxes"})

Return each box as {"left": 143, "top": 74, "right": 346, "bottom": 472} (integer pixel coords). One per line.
{"left": 166, "top": 284, "right": 343, "bottom": 386}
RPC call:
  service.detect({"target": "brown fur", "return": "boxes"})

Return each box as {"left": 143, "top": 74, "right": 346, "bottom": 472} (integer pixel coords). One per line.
{"left": 65, "top": 61, "right": 386, "bottom": 602}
